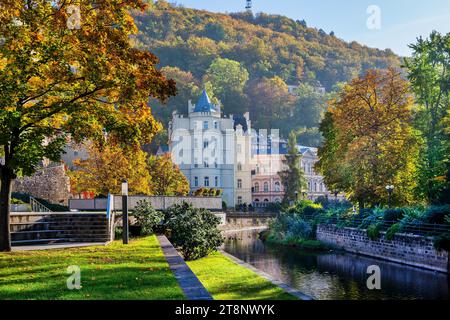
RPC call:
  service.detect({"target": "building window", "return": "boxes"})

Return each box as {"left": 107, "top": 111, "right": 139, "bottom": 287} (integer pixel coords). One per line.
{"left": 256, "top": 164, "right": 260, "bottom": 174}
{"left": 308, "top": 181, "right": 311, "bottom": 191}
{"left": 194, "top": 177, "right": 198, "bottom": 187}
{"left": 274, "top": 182, "right": 281, "bottom": 192}
{"left": 194, "top": 158, "right": 198, "bottom": 168}
{"left": 204, "top": 159, "right": 209, "bottom": 168}
{"left": 238, "top": 196, "right": 243, "bottom": 205}
{"left": 203, "top": 121, "right": 208, "bottom": 130}
{"left": 254, "top": 182, "right": 259, "bottom": 192}
{"left": 194, "top": 138, "right": 198, "bottom": 149}
{"left": 254, "top": 199, "right": 260, "bottom": 202}
{"left": 214, "top": 121, "right": 218, "bottom": 129}
{"left": 264, "top": 182, "right": 269, "bottom": 192}
{"left": 203, "top": 140, "right": 209, "bottom": 149}
{"left": 264, "top": 199, "right": 269, "bottom": 202}
{"left": 237, "top": 163, "right": 242, "bottom": 171}
{"left": 204, "top": 176, "right": 210, "bottom": 187}
{"left": 179, "top": 149, "right": 183, "bottom": 157}
{"left": 237, "top": 179, "right": 242, "bottom": 189}
{"left": 237, "top": 144, "right": 242, "bottom": 154}
{"left": 215, "top": 176, "right": 219, "bottom": 187}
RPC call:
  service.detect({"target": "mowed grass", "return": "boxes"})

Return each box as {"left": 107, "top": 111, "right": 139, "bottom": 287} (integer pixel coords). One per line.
{"left": 187, "top": 252, "right": 297, "bottom": 300}
{"left": 0, "top": 236, "right": 184, "bottom": 300}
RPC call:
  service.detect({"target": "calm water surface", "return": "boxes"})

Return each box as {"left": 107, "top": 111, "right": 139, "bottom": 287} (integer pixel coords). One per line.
{"left": 223, "top": 230, "right": 450, "bottom": 300}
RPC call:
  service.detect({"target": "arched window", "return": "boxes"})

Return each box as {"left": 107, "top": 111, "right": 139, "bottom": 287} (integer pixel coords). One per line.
{"left": 254, "top": 182, "right": 259, "bottom": 192}
{"left": 274, "top": 181, "right": 281, "bottom": 192}
{"left": 215, "top": 176, "right": 219, "bottom": 187}
{"left": 274, "top": 198, "right": 281, "bottom": 203}
{"left": 264, "top": 199, "right": 269, "bottom": 202}
{"left": 237, "top": 179, "right": 242, "bottom": 189}
{"left": 237, "top": 163, "right": 242, "bottom": 171}
{"left": 203, "top": 121, "right": 208, "bottom": 130}
{"left": 204, "top": 176, "right": 210, "bottom": 187}
{"left": 314, "top": 182, "right": 317, "bottom": 192}
{"left": 254, "top": 199, "right": 260, "bottom": 202}
{"left": 264, "top": 182, "right": 269, "bottom": 192}
{"left": 194, "top": 177, "right": 198, "bottom": 187}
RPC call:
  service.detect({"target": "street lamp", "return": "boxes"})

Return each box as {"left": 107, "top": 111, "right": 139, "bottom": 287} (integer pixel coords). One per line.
{"left": 122, "top": 180, "right": 129, "bottom": 244}
{"left": 385, "top": 185, "right": 394, "bottom": 208}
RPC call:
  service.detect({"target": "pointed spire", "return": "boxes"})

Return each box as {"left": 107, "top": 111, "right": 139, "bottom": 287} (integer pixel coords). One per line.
{"left": 194, "top": 89, "right": 216, "bottom": 113}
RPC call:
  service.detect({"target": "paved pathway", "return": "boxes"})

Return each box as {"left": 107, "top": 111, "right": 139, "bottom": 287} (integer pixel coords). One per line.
{"left": 220, "top": 249, "right": 315, "bottom": 300}
{"left": 157, "top": 235, "right": 213, "bottom": 300}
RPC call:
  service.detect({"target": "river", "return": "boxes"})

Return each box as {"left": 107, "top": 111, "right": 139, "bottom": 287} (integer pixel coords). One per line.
{"left": 222, "top": 229, "right": 450, "bottom": 300}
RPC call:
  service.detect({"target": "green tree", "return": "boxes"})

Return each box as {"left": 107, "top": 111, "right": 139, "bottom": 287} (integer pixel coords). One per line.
{"left": 316, "top": 69, "right": 420, "bottom": 208}
{"left": 404, "top": 31, "right": 450, "bottom": 203}
{"left": 293, "top": 83, "right": 326, "bottom": 128}
{"left": 204, "top": 58, "right": 249, "bottom": 114}
{"left": 0, "top": 1, "right": 176, "bottom": 251}
{"left": 147, "top": 154, "right": 190, "bottom": 196}
{"left": 279, "top": 131, "right": 307, "bottom": 203}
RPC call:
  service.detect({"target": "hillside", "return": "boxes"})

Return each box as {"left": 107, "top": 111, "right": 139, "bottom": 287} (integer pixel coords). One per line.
{"left": 132, "top": 1, "right": 401, "bottom": 145}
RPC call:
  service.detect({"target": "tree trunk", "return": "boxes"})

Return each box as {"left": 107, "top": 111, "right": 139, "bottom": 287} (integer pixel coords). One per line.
{"left": 0, "top": 172, "right": 13, "bottom": 252}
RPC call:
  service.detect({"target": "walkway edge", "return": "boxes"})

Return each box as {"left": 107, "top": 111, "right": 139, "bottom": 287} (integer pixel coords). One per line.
{"left": 219, "top": 249, "right": 315, "bottom": 300}
{"left": 157, "top": 235, "right": 213, "bottom": 300}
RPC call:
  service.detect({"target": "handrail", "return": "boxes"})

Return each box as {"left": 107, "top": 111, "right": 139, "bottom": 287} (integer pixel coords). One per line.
{"left": 29, "top": 196, "right": 52, "bottom": 213}
{"left": 299, "top": 214, "right": 450, "bottom": 237}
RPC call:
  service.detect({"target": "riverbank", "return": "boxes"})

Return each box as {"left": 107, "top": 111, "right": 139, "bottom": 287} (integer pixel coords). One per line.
{"left": 186, "top": 251, "right": 297, "bottom": 300}
{"left": 259, "top": 229, "right": 332, "bottom": 252}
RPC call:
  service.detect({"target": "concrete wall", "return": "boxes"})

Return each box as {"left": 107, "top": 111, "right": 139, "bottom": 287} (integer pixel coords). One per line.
{"left": 317, "top": 224, "right": 449, "bottom": 274}
{"left": 69, "top": 196, "right": 223, "bottom": 211}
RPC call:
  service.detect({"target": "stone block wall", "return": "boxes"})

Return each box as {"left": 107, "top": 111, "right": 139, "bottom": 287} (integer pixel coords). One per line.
{"left": 12, "top": 164, "right": 71, "bottom": 205}
{"left": 317, "top": 224, "right": 449, "bottom": 273}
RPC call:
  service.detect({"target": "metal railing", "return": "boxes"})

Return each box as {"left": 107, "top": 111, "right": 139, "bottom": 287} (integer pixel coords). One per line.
{"left": 29, "top": 196, "right": 52, "bottom": 213}
{"left": 300, "top": 214, "right": 450, "bottom": 237}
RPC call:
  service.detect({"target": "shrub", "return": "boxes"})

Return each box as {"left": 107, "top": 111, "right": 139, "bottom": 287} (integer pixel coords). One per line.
{"left": 215, "top": 189, "right": 222, "bottom": 196}
{"left": 165, "top": 202, "right": 223, "bottom": 261}
{"left": 286, "top": 200, "right": 323, "bottom": 216}
{"left": 132, "top": 200, "right": 164, "bottom": 236}
{"left": 367, "top": 223, "right": 382, "bottom": 240}
{"left": 383, "top": 208, "right": 405, "bottom": 222}
{"left": 268, "top": 212, "right": 313, "bottom": 241}
{"left": 433, "top": 234, "right": 450, "bottom": 252}
{"left": 386, "top": 223, "right": 401, "bottom": 240}
{"left": 422, "top": 205, "right": 450, "bottom": 224}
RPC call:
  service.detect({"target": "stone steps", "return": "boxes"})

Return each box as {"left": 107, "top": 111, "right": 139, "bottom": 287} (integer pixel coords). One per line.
{"left": 11, "top": 213, "right": 110, "bottom": 246}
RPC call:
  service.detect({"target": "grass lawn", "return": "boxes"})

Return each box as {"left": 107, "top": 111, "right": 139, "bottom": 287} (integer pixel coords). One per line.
{"left": 187, "top": 252, "right": 297, "bottom": 300}
{"left": 0, "top": 236, "right": 184, "bottom": 300}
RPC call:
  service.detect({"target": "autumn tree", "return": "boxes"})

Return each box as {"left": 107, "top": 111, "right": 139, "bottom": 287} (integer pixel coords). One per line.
{"left": 247, "top": 77, "right": 296, "bottom": 132}
{"left": 279, "top": 131, "right": 307, "bottom": 203}
{"left": 404, "top": 31, "right": 450, "bottom": 204}
{"left": 147, "top": 153, "right": 189, "bottom": 196}
{"left": 316, "top": 69, "right": 420, "bottom": 208}
{"left": 69, "top": 142, "right": 151, "bottom": 196}
{"left": 0, "top": 1, "right": 176, "bottom": 251}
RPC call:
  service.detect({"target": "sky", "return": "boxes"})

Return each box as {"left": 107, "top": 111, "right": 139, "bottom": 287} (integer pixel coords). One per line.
{"left": 175, "top": 0, "right": 450, "bottom": 57}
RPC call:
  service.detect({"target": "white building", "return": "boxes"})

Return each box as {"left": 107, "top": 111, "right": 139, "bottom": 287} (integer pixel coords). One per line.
{"left": 169, "top": 90, "right": 252, "bottom": 207}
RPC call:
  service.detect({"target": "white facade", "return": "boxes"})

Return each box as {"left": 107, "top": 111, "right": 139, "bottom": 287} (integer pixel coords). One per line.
{"left": 169, "top": 91, "right": 252, "bottom": 207}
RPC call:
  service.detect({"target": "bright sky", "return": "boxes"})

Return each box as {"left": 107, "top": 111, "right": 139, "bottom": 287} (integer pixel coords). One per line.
{"left": 176, "top": 0, "right": 450, "bottom": 57}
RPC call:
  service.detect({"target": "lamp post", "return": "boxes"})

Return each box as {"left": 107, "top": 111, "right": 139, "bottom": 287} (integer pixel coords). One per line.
{"left": 385, "top": 185, "right": 394, "bottom": 208}
{"left": 122, "top": 180, "right": 129, "bottom": 244}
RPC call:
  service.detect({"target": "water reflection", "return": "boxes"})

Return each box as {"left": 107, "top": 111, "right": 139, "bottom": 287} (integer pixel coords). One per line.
{"left": 223, "top": 230, "right": 450, "bottom": 300}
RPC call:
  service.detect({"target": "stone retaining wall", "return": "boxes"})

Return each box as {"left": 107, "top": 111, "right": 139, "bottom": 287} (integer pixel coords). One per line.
{"left": 317, "top": 224, "right": 449, "bottom": 273}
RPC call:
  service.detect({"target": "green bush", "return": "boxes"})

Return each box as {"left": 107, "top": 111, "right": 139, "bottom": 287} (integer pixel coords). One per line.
{"left": 268, "top": 212, "right": 313, "bottom": 241}
{"left": 132, "top": 200, "right": 164, "bottom": 236}
{"left": 433, "top": 234, "right": 450, "bottom": 252}
{"left": 367, "top": 223, "right": 382, "bottom": 240}
{"left": 165, "top": 202, "right": 223, "bottom": 261}
{"left": 383, "top": 208, "right": 405, "bottom": 222}
{"left": 386, "top": 223, "right": 401, "bottom": 240}
{"left": 286, "top": 200, "right": 323, "bottom": 216}
{"left": 422, "top": 205, "right": 450, "bottom": 224}
{"left": 11, "top": 198, "right": 26, "bottom": 205}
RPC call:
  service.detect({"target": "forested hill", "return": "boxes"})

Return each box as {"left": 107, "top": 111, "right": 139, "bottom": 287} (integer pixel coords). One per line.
{"left": 132, "top": 1, "right": 401, "bottom": 146}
